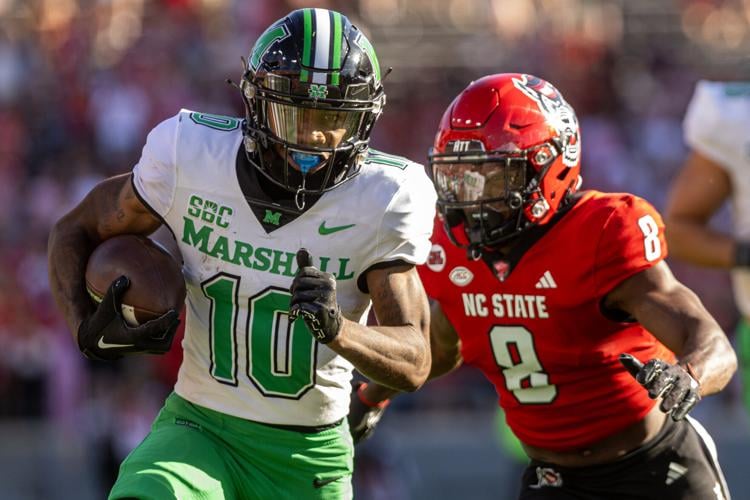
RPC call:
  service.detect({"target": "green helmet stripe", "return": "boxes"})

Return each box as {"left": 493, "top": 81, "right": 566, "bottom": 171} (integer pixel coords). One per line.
{"left": 355, "top": 32, "right": 381, "bottom": 84}
{"left": 330, "top": 11, "right": 342, "bottom": 86}
{"left": 300, "top": 8, "right": 313, "bottom": 83}
{"left": 311, "top": 8, "right": 330, "bottom": 84}
{"left": 249, "top": 24, "right": 290, "bottom": 71}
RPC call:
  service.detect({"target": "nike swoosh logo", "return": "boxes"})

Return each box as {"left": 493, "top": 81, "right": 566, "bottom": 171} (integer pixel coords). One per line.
{"left": 98, "top": 337, "right": 135, "bottom": 349}
{"left": 318, "top": 222, "right": 356, "bottom": 235}
{"left": 312, "top": 475, "right": 346, "bottom": 489}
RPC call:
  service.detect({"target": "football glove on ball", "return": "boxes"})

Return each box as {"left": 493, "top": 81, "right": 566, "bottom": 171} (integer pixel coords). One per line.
{"left": 78, "top": 276, "right": 180, "bottom": 361}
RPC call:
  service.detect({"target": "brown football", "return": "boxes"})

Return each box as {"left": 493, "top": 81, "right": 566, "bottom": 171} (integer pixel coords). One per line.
{"left": 85, "top": 234, "right": 186, "bottom": 326}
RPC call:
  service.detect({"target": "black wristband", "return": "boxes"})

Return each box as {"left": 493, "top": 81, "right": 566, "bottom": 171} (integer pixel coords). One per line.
{"left": 735, "top": 241, "right": 750, "bottom": 268}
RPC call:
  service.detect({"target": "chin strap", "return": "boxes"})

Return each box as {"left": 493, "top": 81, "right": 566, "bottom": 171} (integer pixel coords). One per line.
{"left": 294, "top": 173, "right": 309, "bottom": 211}
{"left": 295, "top": 185, "right": 306, "bottom": 211}
{"left": 466, "top": 244, "right": 482, "bottom": 260}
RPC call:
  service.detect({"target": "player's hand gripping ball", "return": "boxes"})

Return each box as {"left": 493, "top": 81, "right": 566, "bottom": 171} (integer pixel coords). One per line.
{"left": 80, "top": 235, "right": 184, "bottom": 361}
{"left": 289, "top": 248, "right": 343, "bottom": 344}
{"left": 620, "top": 353, "right": 701, "bottom": 421}
{"left": 78, "top": 276, "right": 180, "bottom": 361}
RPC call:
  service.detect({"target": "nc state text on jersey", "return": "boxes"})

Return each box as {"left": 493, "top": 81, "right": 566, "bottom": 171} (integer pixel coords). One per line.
{"left": 462, "top": 293, "right": 549, "bottom": 319}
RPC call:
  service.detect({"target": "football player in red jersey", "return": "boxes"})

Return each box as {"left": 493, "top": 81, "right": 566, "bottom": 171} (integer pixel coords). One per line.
{"left": 349, "top": 74, "right": 737, "bottom": 499}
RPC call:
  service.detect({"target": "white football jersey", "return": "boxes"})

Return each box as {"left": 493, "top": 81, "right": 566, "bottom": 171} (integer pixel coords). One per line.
{"left": 132, "top": 109, "right": 436, "bottom": 425}
{"left": 684, "top": 81, "right": 750, "bottom": 316}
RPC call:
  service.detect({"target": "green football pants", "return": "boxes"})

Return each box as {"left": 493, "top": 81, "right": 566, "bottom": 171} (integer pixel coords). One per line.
{"left": 109, "top": 392, "right": 354, "bottom": 500}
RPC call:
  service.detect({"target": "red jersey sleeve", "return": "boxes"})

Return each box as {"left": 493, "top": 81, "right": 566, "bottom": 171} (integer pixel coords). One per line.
{"left": 593, "top": 194, "right": 668, "bottom": 296}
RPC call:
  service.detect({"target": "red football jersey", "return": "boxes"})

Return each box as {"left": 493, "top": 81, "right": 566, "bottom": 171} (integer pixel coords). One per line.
{"left": 418, "top": 191, "right": 676, "bottom": 451}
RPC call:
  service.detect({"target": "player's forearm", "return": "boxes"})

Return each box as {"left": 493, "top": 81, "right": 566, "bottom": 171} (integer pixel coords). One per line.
{"left": 676, "top": 320, "right": 737, "bottom": 397}
{"left": 665, "top": 220, "right": 735, "bottom": 268}
{"left": 357, "top": 344, "right": 463, "bottom": 405}
{"left": 330, "top": 322, "right": 430, "bottom": 392}
{"left": 633, "top": 286, "right": 737, "bottom": 397}
{"left": 48, "top": 215, "right": 98, "bottom": 338}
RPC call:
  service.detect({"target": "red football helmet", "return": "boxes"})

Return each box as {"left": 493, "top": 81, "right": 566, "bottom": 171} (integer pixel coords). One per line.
{"left": 429, "top": 73, "right": 582, "bottom": 254}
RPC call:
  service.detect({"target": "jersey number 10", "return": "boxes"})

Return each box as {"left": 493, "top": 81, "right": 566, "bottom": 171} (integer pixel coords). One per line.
{"left": 202, "top": 274, "right": 316, "bottom": 399}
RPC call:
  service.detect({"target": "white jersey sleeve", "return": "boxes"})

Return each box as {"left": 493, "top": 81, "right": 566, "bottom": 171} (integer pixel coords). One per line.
{"left": 359, "top": 163, "right": 437, "bottom": 275}
{"left": 684, "top": 81, "right": 750, "bottom": 316}
{"left": 132, "top": 113, "right": 180, "bottom": 217}
{"left": 683, "top": 80, "right": 749, "bottom": 174}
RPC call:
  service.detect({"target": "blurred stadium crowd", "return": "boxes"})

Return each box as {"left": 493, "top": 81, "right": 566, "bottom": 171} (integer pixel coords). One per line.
{"left": 1, "top": 0, "right": 749, "bottom": 498}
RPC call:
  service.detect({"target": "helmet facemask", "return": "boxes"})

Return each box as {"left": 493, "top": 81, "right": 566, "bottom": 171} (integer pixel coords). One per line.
{"left": 430, "top": 141, "right": 564, "bottom": 254}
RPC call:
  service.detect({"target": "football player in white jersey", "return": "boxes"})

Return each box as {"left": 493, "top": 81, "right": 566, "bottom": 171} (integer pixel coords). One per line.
{"left": 48, "top": 9, "right": 436, "bottom": 500}
{"left": 666, "top": 80, "right": 750, "bottom": 413}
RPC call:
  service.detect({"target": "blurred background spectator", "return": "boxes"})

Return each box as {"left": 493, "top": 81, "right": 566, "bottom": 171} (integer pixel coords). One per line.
{"left": 0, "top": 0, "right": 748, "bottom": 498}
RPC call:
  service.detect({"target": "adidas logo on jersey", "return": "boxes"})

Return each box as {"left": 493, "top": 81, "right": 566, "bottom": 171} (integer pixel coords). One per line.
{"left": 665, "top": 462, "right": 687, "bottom": 485}
{"left": 535, "top": 271, "right": 557, "bottom": 289}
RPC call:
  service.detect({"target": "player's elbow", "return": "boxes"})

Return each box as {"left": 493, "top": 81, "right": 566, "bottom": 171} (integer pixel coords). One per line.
{"left": 397, "top": 372, "right": 428, "bottom": 393}
{"left": 49, "top": 212, "right": 91, "bottom": 253}
{"left": 52, "top": 198, "right": 103, "bottom": 246}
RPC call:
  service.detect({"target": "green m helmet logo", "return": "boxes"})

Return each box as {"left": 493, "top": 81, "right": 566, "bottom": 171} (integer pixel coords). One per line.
{"left": 308, "top": 84, "right": 328, "bottom": 99}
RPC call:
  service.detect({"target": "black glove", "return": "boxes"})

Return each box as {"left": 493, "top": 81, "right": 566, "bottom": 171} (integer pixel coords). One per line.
{"left": 78, "top": 276, "right": 180, "bottom": 361}
{"left": 620, "top": 353, "right": 701, "bottom": 421}
{"left": 289, "top": 248, "right": 343, "bottom": 344}
{"left": 348, "top": 381, "right": 390, "bottom": 444}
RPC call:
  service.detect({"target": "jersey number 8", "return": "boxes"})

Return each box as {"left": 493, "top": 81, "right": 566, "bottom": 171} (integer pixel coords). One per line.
{"left": 637, "top": 214, "right": 662, "bottom": 262}
{"left": 490, "top": 326, "right": 557, "bottom": 404}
